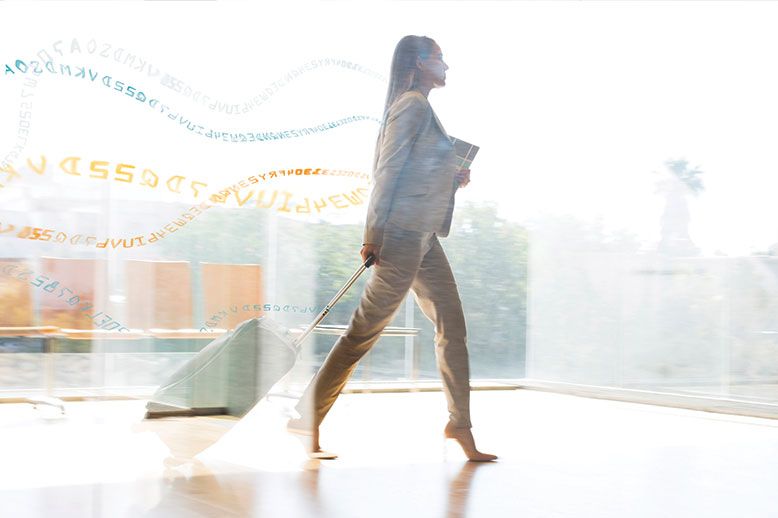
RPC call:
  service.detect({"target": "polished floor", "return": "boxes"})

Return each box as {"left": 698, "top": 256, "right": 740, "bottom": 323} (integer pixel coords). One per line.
{"left": 1, "top": 389, "right": 777, "bottom": 517}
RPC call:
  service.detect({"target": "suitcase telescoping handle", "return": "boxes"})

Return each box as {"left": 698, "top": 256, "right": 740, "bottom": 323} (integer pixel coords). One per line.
{"left": 293, "top": 254, "right": 376, "bottom": 347}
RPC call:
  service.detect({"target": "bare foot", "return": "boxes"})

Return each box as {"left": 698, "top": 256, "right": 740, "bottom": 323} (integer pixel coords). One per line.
{"left": 287, "top": 418, "right": 338, "bottom": 460}
{"left": 444, "top": 422, "right": 497, "bottom": 462}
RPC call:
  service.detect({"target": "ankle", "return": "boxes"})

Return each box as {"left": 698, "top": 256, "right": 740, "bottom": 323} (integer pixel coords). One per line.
{"left": 444, "top": 421, "right": 471, "bottom": 436}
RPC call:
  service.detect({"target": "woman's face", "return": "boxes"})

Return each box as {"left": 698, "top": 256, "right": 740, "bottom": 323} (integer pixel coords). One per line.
{"left": 419, "top": 44, "right": 449, "bottom": 88}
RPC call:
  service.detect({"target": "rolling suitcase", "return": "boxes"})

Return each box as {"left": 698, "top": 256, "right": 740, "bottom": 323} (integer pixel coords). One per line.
{"left": 144, "top": 256, "right": 375, "bottom": 419}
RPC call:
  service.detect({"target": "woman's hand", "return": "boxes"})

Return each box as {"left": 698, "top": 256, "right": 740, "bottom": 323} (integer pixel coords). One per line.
{"left": 361, "top": 244, "right": 381, "bottom": 266}
{"left": 455, "top": 168, "right": 471, "bottom": 188}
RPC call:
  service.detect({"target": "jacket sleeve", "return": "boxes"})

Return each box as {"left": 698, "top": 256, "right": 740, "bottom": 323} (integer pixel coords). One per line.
{"left": 363, "top": 93, "right": 429, "bottom": 245}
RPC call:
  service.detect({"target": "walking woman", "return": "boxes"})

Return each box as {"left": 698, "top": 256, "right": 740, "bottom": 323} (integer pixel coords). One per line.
{"left": 288, "top": 35, "right": 497, "bottom": 462}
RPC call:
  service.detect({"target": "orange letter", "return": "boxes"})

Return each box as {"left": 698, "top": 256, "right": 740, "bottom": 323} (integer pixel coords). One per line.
{"left": 89, "top": 160, "right": 109, "bottom": 180}
{"left": 235, "top": 190, "right": 255, "bottom": 207}
{"left": 166, "top": 175, "right": 186, "bottom": 193}
{"left": 313, "top": 198, "right": 327, "bottom": 213}
{"left": 255, "top": 190, "right": 277, "bottom": 209}
{"left": 0, "top": 163, "right": 21, "bottom": 183}
{"left": 329, "top": 194, "right": 348, "bottom": 209}
{"left": 60, "top": 157, "right": 81, "bottom": 176}
{"left": 190, "top": 181, "right": 207, "bottom": 198}
{"left": 295, "top": 198, "right": 311, "bottom": 213}
{"left": 140, "top": 169, "right": 158, "bottom": 187}
{"left": 115, "top": 163, "right": 135, "bottom": 182}
{"left": 276, "top": 191, "right": 293, "bottom": 212}
{"left": 26, "top": 155, "right": 47, "bottom": 175}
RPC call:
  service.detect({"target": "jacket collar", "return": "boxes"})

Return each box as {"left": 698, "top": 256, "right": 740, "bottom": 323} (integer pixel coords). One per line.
{"left": 430, "top": 109, "right": 451, "bottom": 142}
{"left": 388, "top": 90, "right": 453, "bottom": 145}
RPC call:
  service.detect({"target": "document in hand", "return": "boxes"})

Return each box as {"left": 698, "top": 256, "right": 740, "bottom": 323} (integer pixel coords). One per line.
{"left": 449, "top": 136, "right": 480, "bottom": 171}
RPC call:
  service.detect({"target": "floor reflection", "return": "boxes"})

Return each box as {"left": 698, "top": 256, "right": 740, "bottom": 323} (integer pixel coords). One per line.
{"left": 2, "top": 391, "right": 778, "bottom": 517}
{"left": 446, "top": 462, "right": 490, "bottom": 518}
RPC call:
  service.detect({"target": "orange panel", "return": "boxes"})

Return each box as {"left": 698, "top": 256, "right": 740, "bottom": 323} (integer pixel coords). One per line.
{"left": 201, "top": 263, "right": 263, "bottom": 329}
{"left": 125, "top": 260, "right": 193, "bottom": 330}
{"left": 39, "top": 257, "right": 105, "bottom": 330}
{"left": 0, "top": 259, "right": 34, "bottom": 327}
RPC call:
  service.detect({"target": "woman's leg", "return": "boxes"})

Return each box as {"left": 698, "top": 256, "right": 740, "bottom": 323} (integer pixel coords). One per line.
{"left": 411, "top": 236, "right": 496, "bottom": 461}
{"left": 293, "top": 225, "right": 432, "bottom": 432}
{"left": 410, "top": 235, "right": 471, "bottom": 429}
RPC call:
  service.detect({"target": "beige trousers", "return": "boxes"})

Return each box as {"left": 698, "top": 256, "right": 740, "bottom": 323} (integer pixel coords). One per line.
{"left": 294, "top": 222, "right": 472, "bottom": 430}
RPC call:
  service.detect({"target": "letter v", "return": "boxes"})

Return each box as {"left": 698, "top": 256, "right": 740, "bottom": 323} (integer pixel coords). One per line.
{"left": 235, "top": 189, "right": 255, "bottom": 207}
{"left": 26, "top": 156, "right": 47, "bottom": 175}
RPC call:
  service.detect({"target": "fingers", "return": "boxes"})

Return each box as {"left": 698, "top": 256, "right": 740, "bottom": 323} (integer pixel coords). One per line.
{"left": 361, "top": 245, "right": 380, "bottom": 266}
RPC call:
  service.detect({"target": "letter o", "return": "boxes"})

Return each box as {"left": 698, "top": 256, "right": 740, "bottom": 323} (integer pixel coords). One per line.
{"left": 15, "top": 60, "right": 28, "bottom": 73}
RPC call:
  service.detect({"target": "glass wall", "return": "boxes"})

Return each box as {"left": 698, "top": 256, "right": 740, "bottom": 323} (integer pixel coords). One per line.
{"left": 0, "top": 2, "right": 529, "bottom": 402}
{"left": 517, "top": 3, "right": 778, "bottom": 409}
{"left": 2, "top": 1, "right": 778, "bottom": 414}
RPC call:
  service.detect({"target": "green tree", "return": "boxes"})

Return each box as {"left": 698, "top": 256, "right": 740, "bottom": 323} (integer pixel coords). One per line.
{"left": 155, "top": 202, "right": 528, "bottom": 381}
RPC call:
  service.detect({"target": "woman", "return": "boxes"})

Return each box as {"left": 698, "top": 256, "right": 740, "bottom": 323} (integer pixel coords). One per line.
{"left": 289, "top": 35, "right": 496, "bottom": 462}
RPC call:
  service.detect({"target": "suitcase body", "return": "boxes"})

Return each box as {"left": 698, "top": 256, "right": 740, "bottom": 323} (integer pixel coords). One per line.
{"left": 145, "top": 257, "right": 374, "bottom": 419}
{"left": 145, "top": 317, "right": 297, "bottom": 418}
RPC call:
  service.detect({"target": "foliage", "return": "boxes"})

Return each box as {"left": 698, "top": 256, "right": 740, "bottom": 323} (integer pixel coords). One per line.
{"left": 663, "top": 158, "right": 705, "bottom": 195}
{"left": 142, "top": 202, "right": 528, "bottom": 380}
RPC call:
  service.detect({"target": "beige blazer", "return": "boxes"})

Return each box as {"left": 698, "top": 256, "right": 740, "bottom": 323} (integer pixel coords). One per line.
{"left": 363, "top": 90, "right": 459, "bottom": 245}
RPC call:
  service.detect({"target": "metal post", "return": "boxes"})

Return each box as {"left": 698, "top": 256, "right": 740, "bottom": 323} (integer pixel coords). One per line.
{"left": 404, "top": 294, "right": 415, "bottom": 380}
{"left": 720, "top": 259, "right": 732, "bottom": 395}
